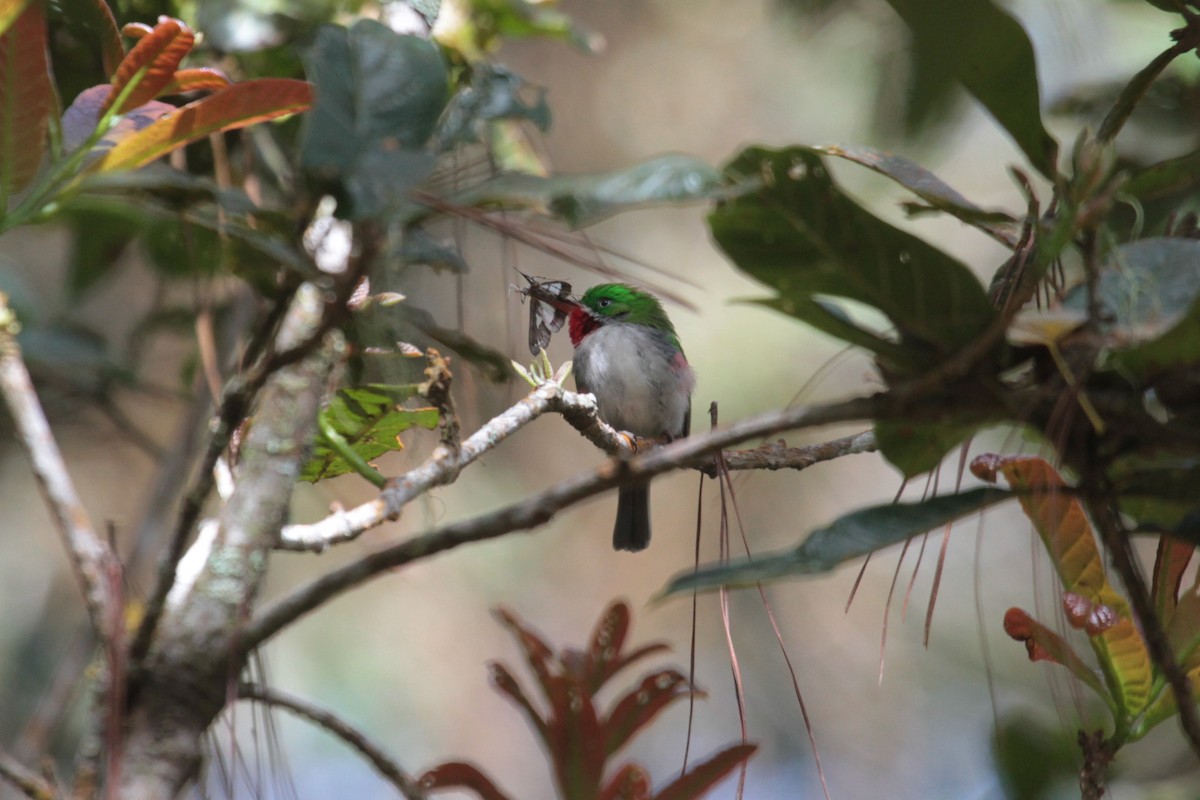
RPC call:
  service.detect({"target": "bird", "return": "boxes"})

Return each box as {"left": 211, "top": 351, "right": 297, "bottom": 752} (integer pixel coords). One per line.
{"left": 567, "top": 284, "right": 694, "bottom": 551}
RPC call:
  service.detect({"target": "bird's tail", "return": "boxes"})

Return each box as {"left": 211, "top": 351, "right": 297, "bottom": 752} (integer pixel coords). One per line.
{"left": 613, "top": 485, "right": 651, "bottom": 551}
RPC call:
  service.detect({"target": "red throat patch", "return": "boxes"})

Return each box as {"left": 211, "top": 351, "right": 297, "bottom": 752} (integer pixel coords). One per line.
{"left": 568, "top": 307, "right": 600, "bottom": 347}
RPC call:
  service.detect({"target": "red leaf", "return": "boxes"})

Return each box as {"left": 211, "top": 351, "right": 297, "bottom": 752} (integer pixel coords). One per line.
{"left": 160, "top": 67, "right": 232, "bottom": 96}
{"left": 419, "top": 762, "right": 512, "bottom": 800}
{"left": 601, "top": 764, "right": 652, "bottom": 800}
{"left": 493, "top": 606, "right": 556, "bottom": 702}
{"left": 587, "top": 600, "right": 632, "bottom": 691}
{"left": 602, "top": 669, "right": 693, "bottom": 757}
{"left": 488, "top": 661, "right": 548, "bottom": 744}
{"left": 102, "top": 16, "right": 195, "bottom": 116}
{"left": 1152, "top": 536, "right": 1194, "bottom": 624}
{"left": 652, "top": 744, "right": 757, "bottom": 800}
{"left": 88, "top": 79, "right": 312, "bottom": 174}
{"left": 0, "top": 0, "right": 51, "bottom": 196}
{"left": 545, "top": 672, "right": 606, "bottom": 799}
{"left": 61, "top": 85, "right": 173, "bottom": 153}
{"left": 1003, "top": 607, "right": 1111, "bottom": 701}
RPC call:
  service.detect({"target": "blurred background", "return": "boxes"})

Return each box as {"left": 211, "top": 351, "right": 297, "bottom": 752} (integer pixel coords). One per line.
{"left": 2, "top": 0, "right": 1200, "bottom": 798}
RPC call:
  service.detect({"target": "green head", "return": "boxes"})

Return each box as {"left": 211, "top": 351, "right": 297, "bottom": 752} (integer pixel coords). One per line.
{"left": 580, "top": 284, "right": 677, "bottom": 333}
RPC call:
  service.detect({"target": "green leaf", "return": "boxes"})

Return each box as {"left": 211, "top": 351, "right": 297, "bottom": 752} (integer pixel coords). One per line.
{"left": 1121, "top": 150, "right": 1200, "bottom": 201}
{"left": 59, "top": 201, "right": 147, "bottom": 297}
{"left": 1062, "top": 238, "right": 1200, "bottom": 380}
{"left": 0, "top": 0, "right": 52, "bottom": 198}
{"left": 143, "top": 216, "right": 222, "bottom": 279}
{"left": 397, "top": 225, "right": 468, "bottom": 273}
{"left": 811, "top": 144, "right": 1016, "bottom": 240}
{"left": 436, "top": 63, "right": 550, "bottom": 149}
{"left": 882, "top": 0, "right": 1058, "bottom": 178}
{"left": 299, "top": 21, "right": 448, "bottom": 218}
{"left": 447, "top": 154, "right": 723, "bottom": 228}
{"left": 874, "top": 416, "right": 991, "bottom": 478}
{"left": 300, "top": 384, "right": 439, "bottom": 482}
{"left": 709, "top": 146, "right": 997, "bottom": 374}
{"left": 661, "top": 487, "right": 1010, "bottom": 595}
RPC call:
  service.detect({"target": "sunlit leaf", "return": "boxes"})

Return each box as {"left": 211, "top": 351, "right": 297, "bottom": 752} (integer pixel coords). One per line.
{"left": 300, "top": 384, "right": 438, "bottom": 482}
{"left": 101, "top": 16, "right": 194, "bottom": 115}
{"left": 653, "top": 744, "right": 758, "bottom": 800}
{"left": 87, "top": 78, "right": 313, "bottom": 173}
{"left": 709, "top": 146, "right": 998, "bottom": 376}
{"left": 159, "top": 67, "right": 232, "bottom": 95}
{"left": 661, "top": 488, "right": 1010, "bottom": 595}
{"left": 882, "top": 0, "right": 1058, "bottom": 178}
{"left": 0, "top": 0, "right": 52, "bottom": 197}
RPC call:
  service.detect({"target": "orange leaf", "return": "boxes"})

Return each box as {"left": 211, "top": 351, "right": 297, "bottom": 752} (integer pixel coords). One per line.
{"left": 0, "top": 0, "right": 51, "bottom": 196}
{"left": 102, "top": 16, "right": 194, "bottom": 116}
{"left": 0, "top": 0, "right": 31, "bottom": 40}
{"left": 120, "top": 22, "right": 153, "bottom": 39}
{"left": 88, "top": 79, "right": 313, "bottom": 174}
{"left": 160, "top": 67, "right": 232, "bottom": 96}
{"left": 1003, "top": 607, "right": 1111, "bottom": 702}
{"left": 990, "top": 455, "right": 1153, "bottom": 717}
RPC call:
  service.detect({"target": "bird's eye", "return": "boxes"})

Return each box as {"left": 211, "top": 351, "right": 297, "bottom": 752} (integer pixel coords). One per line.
{"left": 597, "top": 298, "right": 612, "bottom": 308}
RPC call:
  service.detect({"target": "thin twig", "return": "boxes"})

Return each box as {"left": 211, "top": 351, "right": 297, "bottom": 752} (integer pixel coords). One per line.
{"left": 237, "top": 684, "right": 427, "bottom": 800}
{"left": 0, "top": 293, "right": 117, "bottom": 643}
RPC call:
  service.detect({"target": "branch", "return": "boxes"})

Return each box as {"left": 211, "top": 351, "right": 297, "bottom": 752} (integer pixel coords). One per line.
{"left": 279, "top": 381, "right": 875, "bottom": 553}
{"left": 0, "top": 748, "right": 55, "bottom": 800}
{"left": 246, "top": 394, "right": 884, "bottom": 650}
{"left": 0, "top": 293, "right": 117, "bottom": 642}
{"left": 238, "top": 684, "right": 427, "bottom": 800}
{"left": 277, "top": 382, "right": 609, "bottom": 551}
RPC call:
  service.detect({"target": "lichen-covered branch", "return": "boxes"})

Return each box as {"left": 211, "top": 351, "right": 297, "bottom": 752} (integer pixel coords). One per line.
{"left": 0, "top": 292, "right": 118, "bottom": 643}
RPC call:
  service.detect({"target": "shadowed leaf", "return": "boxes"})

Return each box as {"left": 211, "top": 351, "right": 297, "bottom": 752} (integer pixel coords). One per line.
{"left": 61, "top": 85, "right": 173, "bottom": 153}
{"left": 87, "top": 78, "right": 313, "bottom": 173}
{"left": 447, "top": 154, "right": 722, "bottom": 228}
{"left": 0, "top": 0, "right": 52, "bottom": 196}
{"left": 101, "top": 16, "right": 194, "bottom": 115}
{"left": 812, "top": 144, "right": 1016, "bottom": 240}
{"left": 882, "top": 0, "right": 1057, "bottom": 178}
{"left": 1152, "top": 536, "right": 1194, "bottom": 624}
{"left": 662, "top": 487, "right": 1010, "bottom": 594}
{"left": 653, "top": 744, "right": 757, "bottom": 800}
{"left": 874, "top": 417, "right": 992, "bottom": 478}
{"left": 1123, "top": 150, "right": 1200, "bottom": 201}
{"left": 0, "top": 0, "right": 30, "bottom": 39}
{"left": 710, "top": 146, "right": 997, "bottom": 376}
